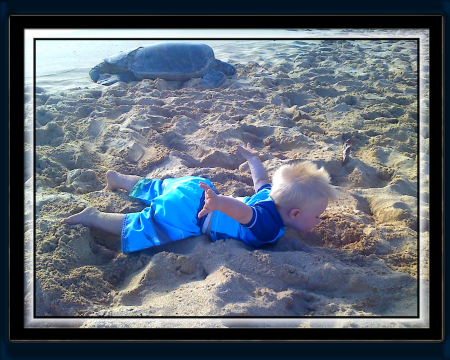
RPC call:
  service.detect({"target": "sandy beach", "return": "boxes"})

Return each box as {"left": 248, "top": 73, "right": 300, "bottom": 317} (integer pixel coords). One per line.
{"left": 25, "top": 33, "right": 429, "bottom": 328}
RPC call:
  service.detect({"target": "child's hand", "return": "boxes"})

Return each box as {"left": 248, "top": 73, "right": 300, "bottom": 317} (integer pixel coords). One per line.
{"left": 198, "top": 182, "right": 221, "bottom": 218}
{"left": 237, "top": 143, "right": 259, "bottom": 160}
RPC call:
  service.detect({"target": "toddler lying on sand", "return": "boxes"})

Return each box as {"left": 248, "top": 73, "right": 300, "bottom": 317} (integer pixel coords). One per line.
{"left": 61, "top": 144, "right": 338, "bottom": 253}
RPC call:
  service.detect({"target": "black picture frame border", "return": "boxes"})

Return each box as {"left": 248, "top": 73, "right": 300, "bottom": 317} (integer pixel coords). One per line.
{"left": 4, "top": 8, "right": 446, "bottom": 360}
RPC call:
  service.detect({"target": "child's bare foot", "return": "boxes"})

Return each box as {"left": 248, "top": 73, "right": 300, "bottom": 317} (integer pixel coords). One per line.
{"left": 104, "top": 170, "right": 141, "bottom": 192}
{"left": 104, "top": 170, "right": 122, "bottom": 191}
{"left": 60, "top": 207, "right": 99, "bottom": 226}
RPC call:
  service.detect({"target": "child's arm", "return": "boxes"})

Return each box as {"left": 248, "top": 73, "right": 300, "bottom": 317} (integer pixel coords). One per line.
{"left": 198, "top": 182, "right": 253, "bottom": 225}
{"left": 237, "top": 143, "right": 270, "bottom": 192}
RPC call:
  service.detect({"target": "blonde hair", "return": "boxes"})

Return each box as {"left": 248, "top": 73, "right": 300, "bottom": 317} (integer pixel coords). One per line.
{"left": 270, "top": 161, "right": 338, "bottom": 210}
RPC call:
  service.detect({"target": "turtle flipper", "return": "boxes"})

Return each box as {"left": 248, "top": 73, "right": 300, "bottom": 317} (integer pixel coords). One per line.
{"left": 97, "top": 75, "right": 120, "bottom": 86}
{"left": 90, "top": 60, "right": 137, "bottom": 86}
{"left": 96, "top": 71, "right": 137, "bottom": 86}
{"left": 200, "top": 69, "right": 226, "bottom": 88}
{"left": 215, "top": 59, "right": 236, "bottom": 76}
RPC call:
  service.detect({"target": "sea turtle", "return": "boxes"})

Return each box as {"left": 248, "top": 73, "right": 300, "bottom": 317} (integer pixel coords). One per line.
{"left": 89, "top": 42, "right": 236, "bottom": 87}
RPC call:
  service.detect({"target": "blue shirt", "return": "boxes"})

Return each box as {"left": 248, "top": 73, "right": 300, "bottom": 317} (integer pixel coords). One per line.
{"left": 209, "top": 184, "right": 286, "bottom": 248}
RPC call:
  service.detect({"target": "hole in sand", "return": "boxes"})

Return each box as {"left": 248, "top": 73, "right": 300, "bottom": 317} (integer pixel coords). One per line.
{"left": 351, "top": 194, "right": 372, "bottom": 215}
{"left": 88, "top": 90, "right": 103, "bottom": 99}
{"left": 342, "top": 95, "right": 358, "bottom": 105}
{"left": 314, "top": 87, "right": 341, "bottom": 98}
{"left": 376, "top": 168, "right": 393, "bottom": 182}
{"left": 388, "top": 107, "right": 405, "bottom": 117}
{"left": 280, "top": 91, "right": 312, "bottom": 107}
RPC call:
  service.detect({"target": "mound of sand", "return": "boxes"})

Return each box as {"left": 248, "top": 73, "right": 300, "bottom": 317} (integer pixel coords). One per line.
{"left": 27, "top": 38, "right": 428, "bottom": 328}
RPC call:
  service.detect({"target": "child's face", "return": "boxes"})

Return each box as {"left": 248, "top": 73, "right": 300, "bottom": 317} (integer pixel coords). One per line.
{"left": 286, "top": 197, "right": 328, "bottom": 233}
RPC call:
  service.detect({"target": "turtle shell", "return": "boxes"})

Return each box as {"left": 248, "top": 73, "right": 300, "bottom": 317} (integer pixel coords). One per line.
{"left": 106, "top": 42, "right": 217, "bottom": 82}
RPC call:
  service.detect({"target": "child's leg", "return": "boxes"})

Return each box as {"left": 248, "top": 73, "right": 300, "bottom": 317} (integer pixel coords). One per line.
{"left": 60, "top": 207, "right": 125, "bottom": 236}
{"left": 104, "top": 170, "right": 141, "bottom": 192}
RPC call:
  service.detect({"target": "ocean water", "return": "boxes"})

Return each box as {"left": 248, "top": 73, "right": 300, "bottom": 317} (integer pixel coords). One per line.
{"left": 30, "top": 39, "right": 312, "bottom": 92}
{"left": 26, "top": 29, "right": 297, "bottom": 91}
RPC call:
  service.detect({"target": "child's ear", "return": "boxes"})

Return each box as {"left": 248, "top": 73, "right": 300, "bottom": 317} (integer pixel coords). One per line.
{"left": 289, "top": 208, "right": 301, "bottom": 218}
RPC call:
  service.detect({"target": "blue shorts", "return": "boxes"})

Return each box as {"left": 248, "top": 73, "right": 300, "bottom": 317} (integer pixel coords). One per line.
{"left": 121, "top": 176, "right": 214, "bottom": 254}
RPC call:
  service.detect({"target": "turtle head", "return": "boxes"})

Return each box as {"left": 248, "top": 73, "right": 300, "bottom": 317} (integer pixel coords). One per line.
{"left": 215, "top": 60, "right": 236, "bottom": 76}
{"left": 89, "top": 61, "right": 110, "bottom": 83}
